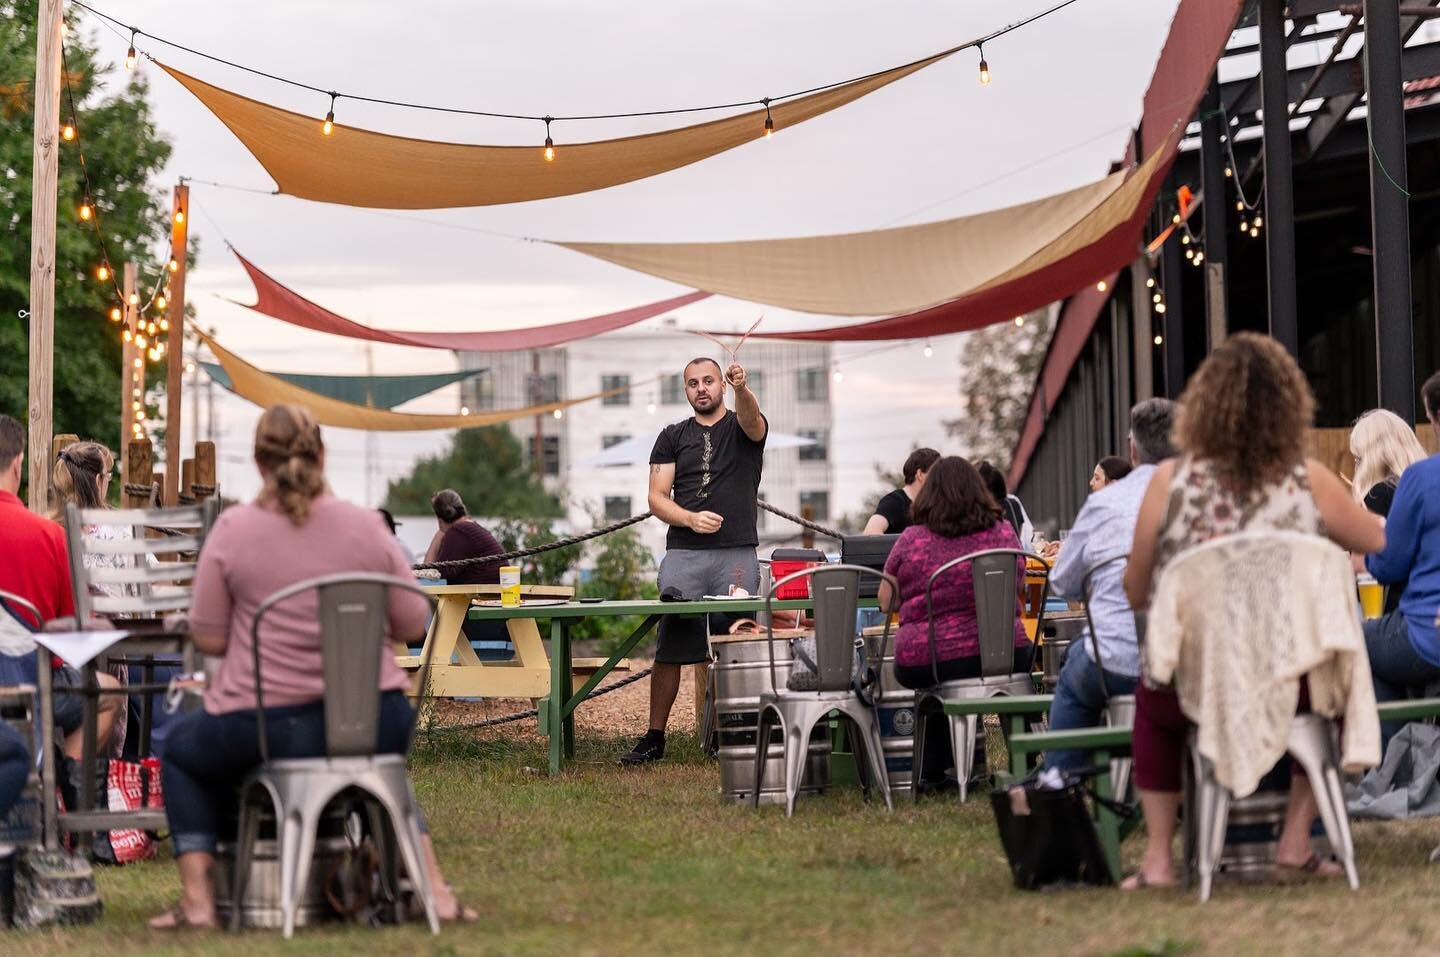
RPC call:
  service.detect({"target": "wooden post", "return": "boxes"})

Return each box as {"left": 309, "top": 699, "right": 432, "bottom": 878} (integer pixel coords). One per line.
{"left": 193, "top": 441, "right": 216, "bottom": 503}
{"left": 49, "top": 433, "right": 77, "bottom": 464}
{"left": 124, "top": 439, "right": 152, "bottom": 509}
{"left": 180, "top": 458, "right": 195, "bottom": 501}
{"left": 26, "top": 0, "right": 64, "bottom": 514}
{"left": 164, "top": 184, "right": 188, "bottom": 506}
{"left": 120, "top": 263, "right": 138, "bottom": 481}
{"left": 801, "top": 504, "right": 815, "bottom": 550}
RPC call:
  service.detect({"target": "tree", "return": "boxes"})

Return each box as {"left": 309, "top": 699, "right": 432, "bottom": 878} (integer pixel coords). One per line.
{"left": 491, "top": 517, "right": 578, "bottom": 586}
{"left": 383, "top": 426, "right": 562, "bottom": 518}
{"left": 2, "top": 3, "right": 175, "bottom": 453}
{"left": 571, "top": 526, "right": 658, "bottom": 653}
{"left": 944, "top": 309, "right": 1055, "bottom": 472}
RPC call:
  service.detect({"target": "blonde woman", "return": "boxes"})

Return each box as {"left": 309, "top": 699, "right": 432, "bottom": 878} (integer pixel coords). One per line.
{"left": 150, "top": 405, "right": 474, "bottom": 929}
{"left": 1350, "top": 409, "right": 1426, "bottom": 517}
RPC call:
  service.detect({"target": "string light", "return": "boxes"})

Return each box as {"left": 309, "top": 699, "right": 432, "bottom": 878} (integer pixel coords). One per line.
{"left": 132, "top": 357, "right": 143, "bottom": 369}
{"left": 146, "top": 322, "right": 157, "bottom": 336}
{"left": 1096, "top": 280, "right": 1108, "bottom": 293}
{"left": 1224, "top": 166, "right": 1233, "bottom": 178}
{"left": 1181, "top": 233, "right": 1190, "bottom": 246}
{"left": 122, "top": 328, "right": 133, "bottom": 343}
{"left": 978, "top": 44, "right": 991, "bottom": 86}
{"left": 61, "top": 121, "right": 76, "bottom": 141}
{"left": 124, "top": 30, "right": 137, "bottom": 71}
{"left": 646, "top": 398, "right": 657, "bottom": 415}
{"left": 135, "top": 334, "right": 147, "bottom": 348}
{"left": 1145, "top": 277, "right": 1156, "bottom": 289}
{"left": 159, "top": 318, "right": 169, "bottom": 331}
{"left": 553, "top": 408, "right": 563, "bottom": 419}
{"left": 1154, "top": 334, "right": 1164, "bottom": 346}
{"left": 543, "top": 117, "right": 555, "bottom": 162}
{"left": 167, "top": 257, "right": 179, "bottom": 273}
{"left": 154, "top": 294, "right": 166, "bottom": 311}
{"left": 108, "top": 306, "right": 121, "bottom": 322}
{"left": 832, "top": 364, "right": 844, "bottom": 384}
{"left": 1249, "top": 225, "right": 1260, "bottom": 238}
{"left": 173, "top": 208, "right": 185, "bottom": 225}
{"left": 1014, "top": 316, "right": 1025, "bottom": 327}
{"left": 1185, "top": 247, "right": 1194, "bottom": 261}
{"left": 460, "top": 406, "right": 470, "bottom": 416}
{"left": 1194, "top": 250, "right": 1205, "bottom": 265}
{"left": 1171, "top": 213, "right": 1181, "bottom": 225}
{"left": 1155, "top": 302, "right": 1167, "bottom": 314}
{"left": 127, "top": 291, "right": 139, "bottom": 306}
{"left": 78, "top": 198, "right": 93, "bottom": 221}
{"left": 923, "top": 341, "right": 933, "bottom": 359}
{"left": 1152, "top": 293, "right": 1162, "bottom": 304}
{"left": 96, "top": 262, "right": 110, "bottom": 281}
{"left": 763, "top": 98, "right": 774, "bottom": 138}
{"left": 1252, "top": 215, "right": 1263, "bottom": 229}
{"left": 322, "top": 93, "right": 336, "bottom": 136}
{"left": 1235, "top": 200, "right": 1245, "bottom": 212}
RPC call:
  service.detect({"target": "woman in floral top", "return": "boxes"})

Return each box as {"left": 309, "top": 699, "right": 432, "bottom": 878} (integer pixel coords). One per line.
{"left": 879, "top": 456, "right": 1030, "bottom": 690}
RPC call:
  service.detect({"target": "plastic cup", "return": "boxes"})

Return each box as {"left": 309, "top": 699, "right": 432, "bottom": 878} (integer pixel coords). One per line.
{"left": 1357, "top": 576, "right": 1383, "bottom": 620}
{"left": 500, "top": 566, "right": 522, "bottom": 607}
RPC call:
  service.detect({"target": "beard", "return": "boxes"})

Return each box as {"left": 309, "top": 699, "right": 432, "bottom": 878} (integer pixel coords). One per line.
{"left": 689, "top": 392, "right": 721, "bottom": 415}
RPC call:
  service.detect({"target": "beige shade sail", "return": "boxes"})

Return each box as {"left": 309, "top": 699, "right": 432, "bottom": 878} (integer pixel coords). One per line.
{"left": 556, "top": 155, "right": 1159, "bottom": 317}
{"left": 159, "top": 49, "right": 954, "bottom": 209}
{"left": 194, "top": 328, "right": 632, "bottom": 431}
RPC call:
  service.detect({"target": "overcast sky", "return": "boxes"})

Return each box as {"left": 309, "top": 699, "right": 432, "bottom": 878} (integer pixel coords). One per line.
{"left": 80, "top": 0, "right": 1182, "bottom": 513}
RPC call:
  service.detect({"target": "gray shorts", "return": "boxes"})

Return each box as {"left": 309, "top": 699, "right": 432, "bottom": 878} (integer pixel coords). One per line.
{"left": 655, "top": 548, "right": 760, "bottom": 664}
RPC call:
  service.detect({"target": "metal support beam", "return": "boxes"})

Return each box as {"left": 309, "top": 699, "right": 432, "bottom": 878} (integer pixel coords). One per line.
{"left": 1200, "top": 77, "right": 1230, "bottom": 351}
{"left": 1365, "top": 0, "right": 1417, "bottom": 421}
{"left": 1260, "top": 0, "right": 1300, "bottom": 356}
{"left": 1130, "top": 260, "right": 1155, "bottom": 402}
{"left": 1160, "top": 216, "right": 1186, "bottom": 398}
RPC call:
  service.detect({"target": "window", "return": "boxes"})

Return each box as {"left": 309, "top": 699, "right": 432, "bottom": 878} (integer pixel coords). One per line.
{"left": 797, "top": 428, "right": 828, "bottom": 462}
{"left": 797, "top": 367, "right": 828, "bottom": 402}
{"left": 527, "top": 435, "right": 561, "bottom": 476}
{"left": 528, "top": 373, "right": 559, "bottom": 404}
{"left": 601, "top": 434, "right": 630, "bottom": 450}
{"left": 757, "top": 493, "right": 767, "bottom": 531}
{"left": 470, "top": 370, "right": 496, "bottom": 411}
{"left": 660, "top": 374, "right": 684, "bottom": 405}
{"left": 745, "top": 368, "right": 764, "bottom": 402}
{"left": 601, "top": 374, "right": 631, "bottom": 406}
{"left": 799, "top": 490, "right": 829, "bottom": 521}
{"left": 604, "top": 496, "right": 632, "bottom": 521}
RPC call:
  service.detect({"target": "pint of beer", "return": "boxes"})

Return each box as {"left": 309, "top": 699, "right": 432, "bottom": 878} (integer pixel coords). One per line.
{"left": 1357, "top": 574, "right": 1384, "bottom": 620}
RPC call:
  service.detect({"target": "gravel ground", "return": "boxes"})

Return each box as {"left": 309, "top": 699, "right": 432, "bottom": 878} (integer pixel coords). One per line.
{"left": 426, "top": 657, "right": 702, "bottom": 740}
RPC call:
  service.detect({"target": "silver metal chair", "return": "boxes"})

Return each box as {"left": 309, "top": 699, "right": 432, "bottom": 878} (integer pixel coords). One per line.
{"left": 751, "top": 564, "right": 897, "bottom": 817}
{"left": 1189, "top": 715, "right": 1359, "bottom": 901}
{"left": 1080, "top": 554, "right": 1137, "bottom": 799}
{"left": 911, "top": 549, "right": 1045, "bottom": 804}
{"left": 229, "top": 573, "right": 441, "bottom": 937}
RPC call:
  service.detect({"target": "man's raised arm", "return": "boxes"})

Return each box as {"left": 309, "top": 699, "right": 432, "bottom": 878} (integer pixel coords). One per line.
{"left": 727, "top": 363, "right": 767, "bottom": 443}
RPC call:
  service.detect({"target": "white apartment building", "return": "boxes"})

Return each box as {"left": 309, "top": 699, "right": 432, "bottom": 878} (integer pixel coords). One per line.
{"left": 458, "top": 325, "right": 834, "bottom": 560}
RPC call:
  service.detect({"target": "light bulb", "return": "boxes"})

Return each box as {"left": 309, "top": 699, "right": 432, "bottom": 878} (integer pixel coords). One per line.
{"left": 173, "top": 209, "right": 185, "bottom": 225}
{"left": 1239, "top": 219, "right": 1249, "bottom": 234}
{"left": 122, "top": 328, "right": 133, "bottom": 343}
{"left": 460, "top": 406, "right": 470, "bottom": 416}
{"left": 322, "top": 110, "right": 334, "bottom": 136}
{"left": 78, "top": 200, "right": 92, "bottom": 221}
{"left": 1195, "top": 251, "right": 1205, "bottom": 264}
{"left": 1250, "top": 226, "right": 1260, "bottom": 238}
{"left": 1096, "top": 280, "right": 1108, "bottom": 293}
{"left": 108, "top": 306, "right": 121, "bottom": 322}
{"left": 646, "top": 401, "right": 657, "bottom": 415}
{"left": 1014, "top": 316, "right": 1024, "bottom": 327}
{"left": 923, "top": 342, "right": 933, "bottom": 359}
{"left": 1224, "top": 166, "right": 1233, "bottom": 178}
{"left": 553, "top": 408, "right": 563, "bottom": 419}
{"left": 155, "top": 295, "right": 166, "bottom": 310}
{"left": 1181, "top": 234, "right": 1190, "bottom": 245}
{"left": 133, "top": 357, "right": 143, "bottom": 369}
{"left": 544, "top": 137, "right": 555, "bottom": 162}
{"left": 149, "top": 348, "right": 161, "bottom": 362}
{"left": 1155, "top": 303, "right": 1167, "bottom": 314}
{"left": 832, "top": 368, "right": 844, "bottom": 384}
{"left": 128, "top": 292, "right": 138, "bottom": 306}
{"left": 1185, "top": 248, "right": 1194, "bottom": 260}
{"left": 96, "top": 263, "right": 110, "bottom": 281}
{"left": 1253, "top": 215, "right": 1263, "bottom": 229}
{"left": 146, "top": 322, "right": 157, "bottom": 336}
{"left": 764, "top": 115, "right": 774, "bottom": 138}
{"left": 1146, "top": 277, "right": 1156, "bottom": 289}
{"left": 124, "top": 46, "right": 137, "bottom": 71}
{"left": 159, "top": 318, "right": 169, "bottom": 331}
{"left": 167, "top": 257, "right": 179, "bottom": 273}
{"left": 1172, "top": 213, "right": 1181, "bottom": 224}
{"left": 136, "top": 334, "right": 147, "bottom": 348}
{"left": 1153, "top": 293, "right": 1162, "bottom": 304}
{"left": 1235, "top": 200, "right": 1244, "bottom": 212}
{"left": 131, "top": 401, "right": 141, "bottom": 412}
{"left": 61, "top": 122, "right": 75, "bottom": 141}
{"left": 138, "top": 408, "right": 147, "bottom": 421}
{"left": 978, "top": 46, "right": 991, "bottom": 86}
{"left": 1154, "top": 334, "right": 1163, "bottom": 346}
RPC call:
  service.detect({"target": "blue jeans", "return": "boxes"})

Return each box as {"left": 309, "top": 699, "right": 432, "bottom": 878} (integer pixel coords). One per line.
{"left": 0, "top": 722, "right": 30, "bottom": 818}
{"left": 162, "top": 691, "right": 416, "bottom": 856}
{"left": 1365, "top": 610, "right": 1440, "bottom": 753}
{"left": 1045, "top": 648, "right": 1138, "bottom": 772}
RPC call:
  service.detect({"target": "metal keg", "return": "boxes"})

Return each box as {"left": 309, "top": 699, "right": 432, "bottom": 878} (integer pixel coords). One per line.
{"left": 1041, "top": 615, "right": 1088, "bottom": 688}
{"left": 711, "top": 634, "right": 830, "bottom": 805}
{"left": 875, "top": 655, "right": 916, "bottom": 797}
{"left": 213, "top": 807, "right": 351, "bottom": 929}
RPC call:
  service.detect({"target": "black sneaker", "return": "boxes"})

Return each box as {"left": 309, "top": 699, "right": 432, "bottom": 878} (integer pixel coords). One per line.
{"left": 619, "top": 731, "right": 665, "bottom": 766}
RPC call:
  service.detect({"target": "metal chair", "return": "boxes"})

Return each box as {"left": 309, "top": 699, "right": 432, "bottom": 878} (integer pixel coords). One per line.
{"left": 229, "top": 572, "right": 441, "bottom": 937}
{"left": 1189, "top": 715, "right": 1359, "bottom": 901}
{"left": 750, "top": 564, "right": 897, "bottom": 817}
{"left": 911, "top": 549, "right": 1046, "bottom": 804}
{"left": 1080, "top": 554, "right": 1137, "bottom": 799}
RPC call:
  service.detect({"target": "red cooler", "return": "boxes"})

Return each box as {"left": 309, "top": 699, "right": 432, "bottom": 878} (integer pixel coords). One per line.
{"left": 768, "top": 549, "right": 827, "bottom": 599}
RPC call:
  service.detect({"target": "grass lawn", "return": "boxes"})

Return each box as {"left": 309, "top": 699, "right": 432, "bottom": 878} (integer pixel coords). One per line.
{"left": 18, "top": 730, "right": 1440, "bottom": 956}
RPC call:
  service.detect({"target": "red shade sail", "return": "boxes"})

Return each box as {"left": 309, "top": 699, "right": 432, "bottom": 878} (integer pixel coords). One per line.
{"left": 229, "top": 248, "right": 710, "bottom": 350}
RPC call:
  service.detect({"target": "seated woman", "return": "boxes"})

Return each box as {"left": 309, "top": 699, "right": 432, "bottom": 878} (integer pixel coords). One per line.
{"left": 49, "top": 441, "right": 126, "bottom": 760}
{"left": 976, "top": 460, "right": 1034, "bottom": 547}
{"left": 1123, "top": 333, "right": 1384, "bottom": 890}
{"left": 1090, "top": 455, "right": 1132, "bottom": 493}
{"left": 878, "top": 456, "right": 1030, "bottom": 690}
{"left": 863, "top": 447, "right": 939, "bottom": 535}
{"left": 150, "top": 405, "right": 475, "bottom": 930}
{"left": 1349, "top": 408, "right": 1426, "bottom": 622}
{"left": 425, "top": 488, "right": 509, "bottom": 655}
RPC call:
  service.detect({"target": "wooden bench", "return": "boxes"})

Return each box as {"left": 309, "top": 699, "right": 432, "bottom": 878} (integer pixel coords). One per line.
{"left": 571, "top": 656, "right": 632, "bottom": 694}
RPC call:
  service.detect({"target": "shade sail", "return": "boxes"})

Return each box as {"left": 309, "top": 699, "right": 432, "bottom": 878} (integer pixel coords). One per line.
{"left": 201, "top": 363, "right": 483, "bottom": 409}
{"left": 194, "top": 329, "right": 627, "bottom": 431}
{"left": 230, "top": 248, "right": 710, "bottom": 350}
{"left": 559, "top": 134, "right": 1174, "bottom": 334}
{"left": 159, "top": 48, "right": 953, "bottom": 209}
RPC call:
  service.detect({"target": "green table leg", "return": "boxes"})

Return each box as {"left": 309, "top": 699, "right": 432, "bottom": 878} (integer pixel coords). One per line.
{"left": 548, "top": 618, "right": 568, "bottom": 775}
{"left": 1091, "top": 748, "right": 1122, "bottom": 883}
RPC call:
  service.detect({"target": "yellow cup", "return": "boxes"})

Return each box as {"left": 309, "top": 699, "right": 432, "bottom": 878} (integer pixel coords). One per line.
{"left": 1357, "top": 578, "right": 1384, "bottom": 620}
{"left": 500, "top": 566, "right": 522, "bottom": 607}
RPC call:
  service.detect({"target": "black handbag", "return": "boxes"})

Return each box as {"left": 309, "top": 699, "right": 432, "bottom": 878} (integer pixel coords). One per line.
{"left": 989, "top": 769, "right": 1120, "bottom": 890}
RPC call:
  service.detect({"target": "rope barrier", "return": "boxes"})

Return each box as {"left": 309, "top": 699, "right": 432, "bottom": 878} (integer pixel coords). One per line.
{"left": 411, "top": 512, "right": 653, "bottom": 572}
{"left": 758, "top": 501, "right": 845, "bottom": 540}
{"left": 421, "top": 666, "right": 655, "bottom": 733}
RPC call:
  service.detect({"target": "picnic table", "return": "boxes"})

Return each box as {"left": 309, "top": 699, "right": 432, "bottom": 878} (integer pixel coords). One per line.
{"left": 436, "top": 596, "right": 875, "bottom": 775}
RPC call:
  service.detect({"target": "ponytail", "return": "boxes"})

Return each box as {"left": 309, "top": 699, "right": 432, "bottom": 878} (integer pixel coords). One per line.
{"left": 50, "top": 441, "right": 114, "bottom": 519}
{"left": 254, "top": 405, "right": 327, "bottom": 525}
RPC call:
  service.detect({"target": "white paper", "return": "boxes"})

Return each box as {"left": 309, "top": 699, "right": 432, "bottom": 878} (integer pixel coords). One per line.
{"left": 33, "top": 630, "right": 129, "bottom": 670}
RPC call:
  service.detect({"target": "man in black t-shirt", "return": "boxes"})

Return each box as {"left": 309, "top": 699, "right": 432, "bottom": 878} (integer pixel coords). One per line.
{"left": 863, "top": 447, "right": 939, "bottom": 536}
{"left": 620, "top": 357, "right": 768, "bottom": 765}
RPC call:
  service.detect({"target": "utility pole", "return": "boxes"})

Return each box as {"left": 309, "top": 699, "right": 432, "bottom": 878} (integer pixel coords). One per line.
{"left": 26, "top": 0, "right": 63, "bottom": 512}
{"left": 164, "top": 183, "right": 188, "bottom": 505}
{"left": 120, "top": 263, "right": 138, "bottom": 482}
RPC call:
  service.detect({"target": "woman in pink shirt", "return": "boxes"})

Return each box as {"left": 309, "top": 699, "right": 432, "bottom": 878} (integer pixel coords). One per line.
{"left": 151, "top": 405, "right": 474, "bottom": 929}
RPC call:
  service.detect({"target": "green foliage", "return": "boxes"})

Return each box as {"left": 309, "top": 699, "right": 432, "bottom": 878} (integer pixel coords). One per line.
{"left": 944, "top": 308, "right": 1056, "bottom": 472}
{"left": 491, "top": 517, "right": 578, "bottom": 586}
{"left": 1, "top": 2, "right": 175, "bottom": 453}
{"left": 383, "top": 426, "right": 562, "bottom": 519}
{"left": 572, "top": 527, "right": 658, "bottom": 653}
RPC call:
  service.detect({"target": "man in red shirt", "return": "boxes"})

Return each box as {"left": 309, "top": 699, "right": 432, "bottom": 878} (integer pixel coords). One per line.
{"left": 0, "top": 414, "right": 73, "bottom": 623}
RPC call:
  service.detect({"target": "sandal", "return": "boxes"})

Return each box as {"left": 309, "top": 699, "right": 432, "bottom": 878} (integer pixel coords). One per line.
{"left": 147, "top": 903, "right": 217, "bottom": 931}
{"left": 1274, "top": 852, "right": 1343, "bottom": 882}
{"left": 1119, "top": 871, "right": 1178, "bottom": 892}
{"left": 438, "top": 899, "right": 480, "bottom": 924}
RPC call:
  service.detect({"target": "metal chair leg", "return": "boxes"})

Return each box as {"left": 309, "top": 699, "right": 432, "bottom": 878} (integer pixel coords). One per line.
{"left": 751, "top": 705, "right": 777, "bottom": 810}
{"left": 909, "top": 696, "right": 930, "bottom": 803}
{"left": 952, "top": 713, "right": 979, "bottom": 804}
{"left": 781, "top": 711, "right": 812, "bottom": 819}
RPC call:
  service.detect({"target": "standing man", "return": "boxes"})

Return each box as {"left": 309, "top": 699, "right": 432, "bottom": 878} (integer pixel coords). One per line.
{"left": 620, "top": 357, "right": 768, "bottom": 765}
